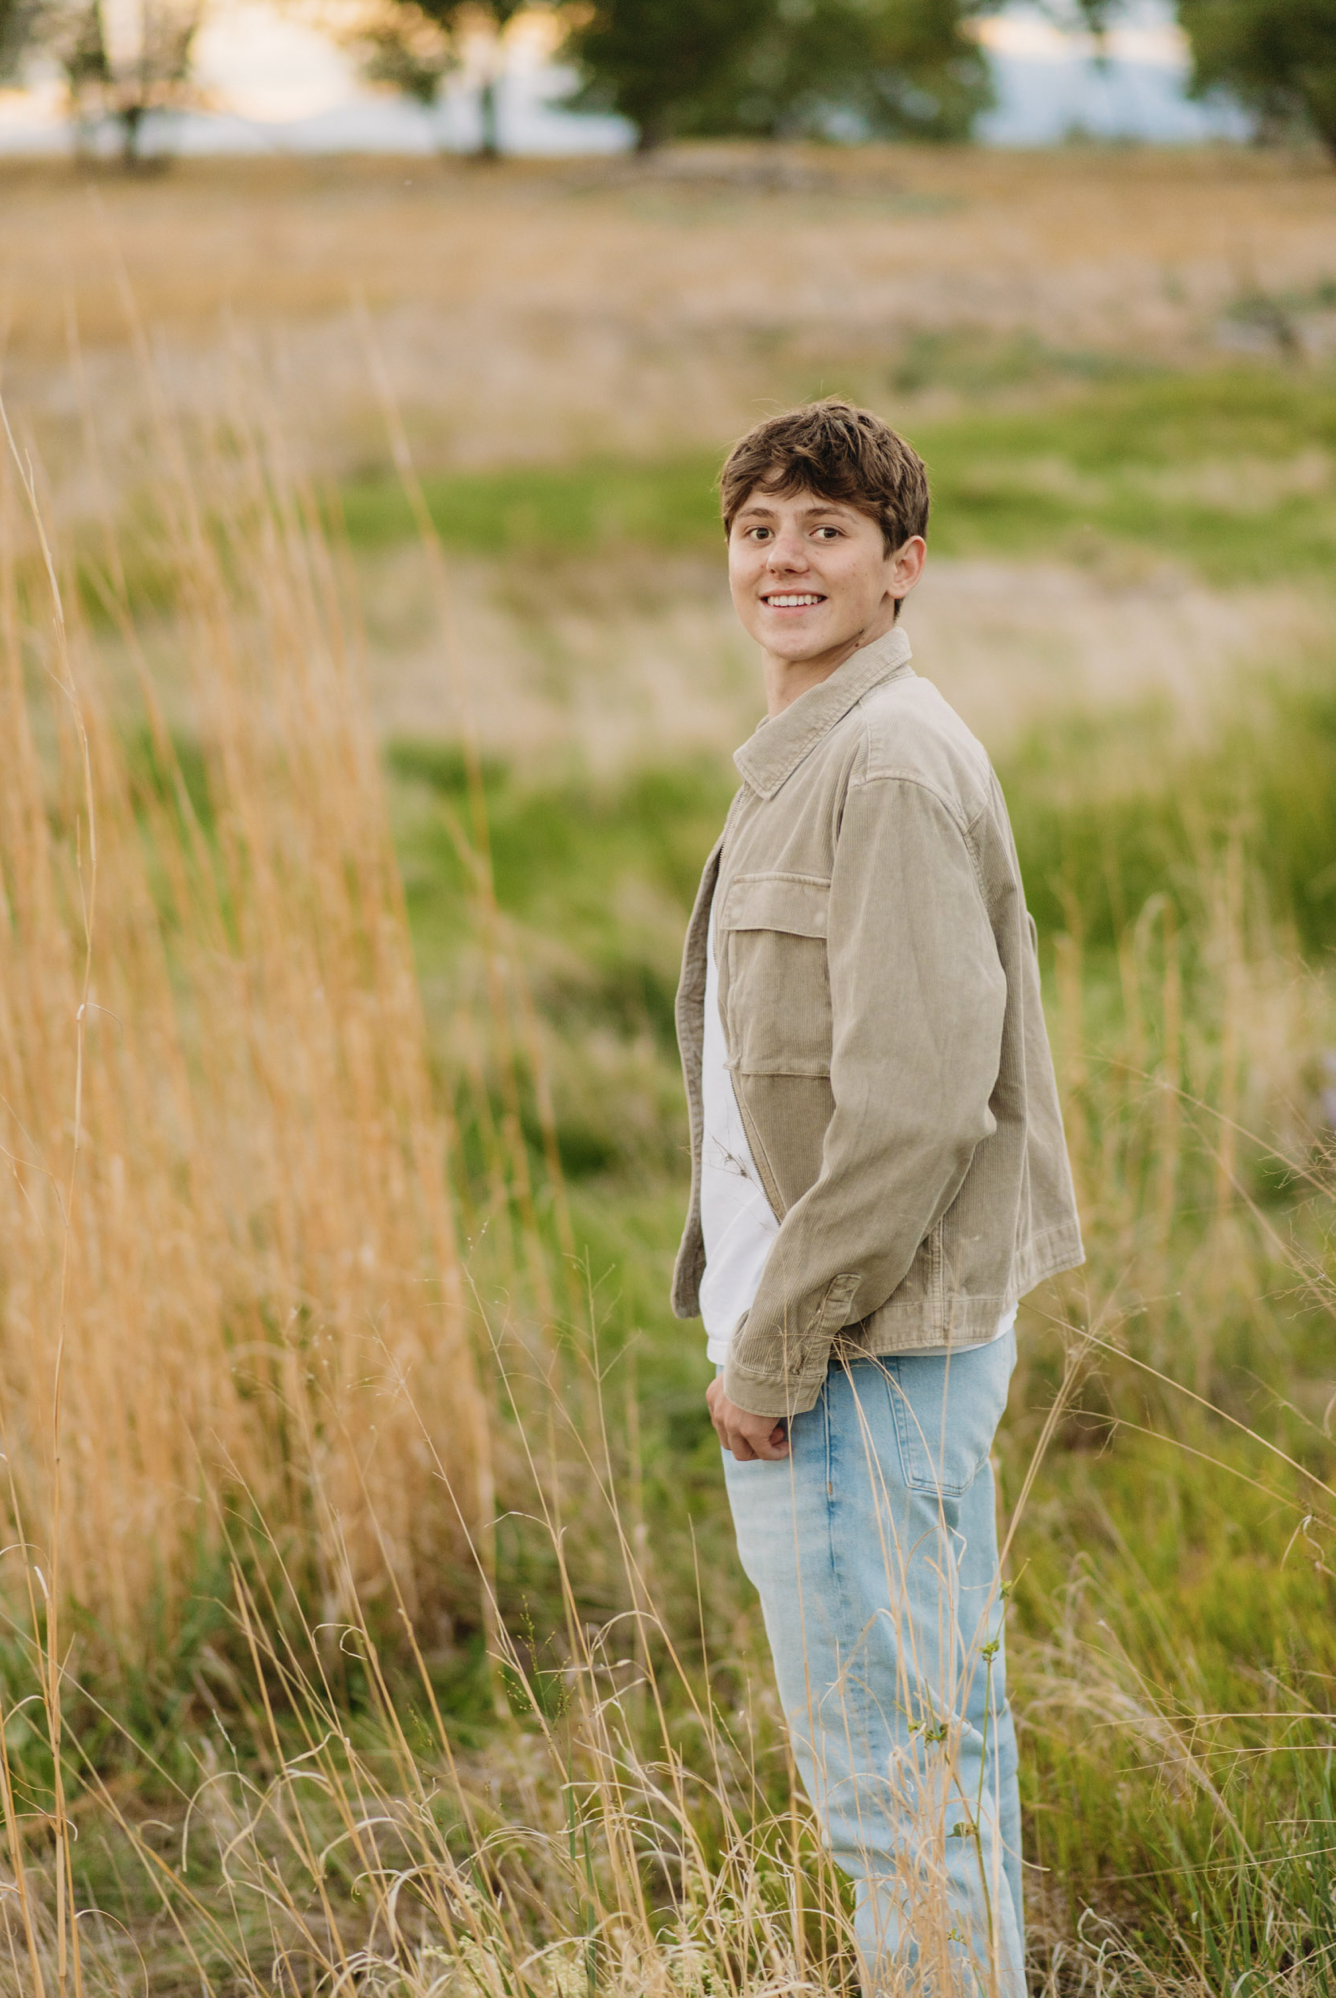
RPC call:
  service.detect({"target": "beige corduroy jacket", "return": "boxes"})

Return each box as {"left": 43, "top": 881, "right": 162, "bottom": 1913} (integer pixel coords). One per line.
{"left": 671, "top": 627, "right": 1084, "bottom": 1420}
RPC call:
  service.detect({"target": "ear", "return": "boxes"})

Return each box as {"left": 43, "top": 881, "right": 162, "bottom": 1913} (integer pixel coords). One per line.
{"left": 889, "top": 536, "right": 927, "bottom": 599}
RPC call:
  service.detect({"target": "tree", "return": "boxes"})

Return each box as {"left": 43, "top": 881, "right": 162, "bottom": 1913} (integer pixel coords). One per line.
{"left": 561, "top": 0, "right": 775, "bottom": 152}
{"left": 686, "top": 0, "right": 995, "bottom": 143}
{"left": 1177, "top": 0, "right": 1336, "bottom": 162}
{"left": 562, "top": 0, "right": 992, "bottom": 148}
{"left": 347, "top": 0, "right": 458, "bottom": 150}
{"left": 352, "top": 0, "right": 534, "bottom": 156}
{"left": 458, "top": 0, "right": 530, "bottom": 158}
{"left": 0, "top": 0, "right": 45, "bottom": 78}
{"left": 1, "top": 0, "right": 205, "bottom": 164}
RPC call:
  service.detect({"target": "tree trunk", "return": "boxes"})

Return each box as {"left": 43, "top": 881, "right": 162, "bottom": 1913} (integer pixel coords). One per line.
{"left": 635, "top": 108, "right": 671, "bottom": 153}
{"left": 476, "top": 72, "right": 499, "bottom": 159}
{"left": 1308, "top": 94, "right": 1336, "bottom": 170}
{"left": 119, "top": 101, "right": 145, "bottom": 168}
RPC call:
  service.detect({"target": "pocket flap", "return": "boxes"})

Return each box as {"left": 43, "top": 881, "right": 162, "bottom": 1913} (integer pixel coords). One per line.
{"left": 721, "top": 872, "right": 830, "bottom": 939}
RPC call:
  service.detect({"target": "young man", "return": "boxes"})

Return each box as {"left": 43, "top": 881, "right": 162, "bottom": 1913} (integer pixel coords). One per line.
{"left": 671, "top": 400, "right": 1083, "bottom": 1994}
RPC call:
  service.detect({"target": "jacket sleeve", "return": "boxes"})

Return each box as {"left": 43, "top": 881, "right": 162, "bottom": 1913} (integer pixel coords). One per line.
{"left": 720, "top": 773, "right": 1008, "bottom": 1419}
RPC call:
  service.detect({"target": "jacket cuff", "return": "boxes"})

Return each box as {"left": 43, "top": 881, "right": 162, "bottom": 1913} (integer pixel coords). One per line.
{"left": 720, "top": 1273, "right": 860, "bottom": 1419}
{"left": 720, "top": 1354, "right": 826, "bottom": 1420}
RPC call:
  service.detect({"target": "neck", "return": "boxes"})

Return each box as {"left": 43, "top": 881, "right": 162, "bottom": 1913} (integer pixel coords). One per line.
{"left": 762, "top": 606, "right": 898, "bottom": 717}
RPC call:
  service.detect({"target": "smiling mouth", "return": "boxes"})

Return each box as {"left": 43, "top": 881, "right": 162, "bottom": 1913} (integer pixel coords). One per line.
{"left": 762, "top": 593, "right": 826, "bottom": 608}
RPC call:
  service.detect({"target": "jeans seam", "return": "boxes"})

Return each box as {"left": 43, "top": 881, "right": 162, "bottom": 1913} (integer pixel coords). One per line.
{"left": 823, "top": 1372, "right": 836, "bottom": 1573}
{"left": 823, "top": 1371, "right": 861, "bottom": 1695}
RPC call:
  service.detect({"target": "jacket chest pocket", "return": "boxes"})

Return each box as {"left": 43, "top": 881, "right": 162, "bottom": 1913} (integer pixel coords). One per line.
{"left": 718, "top": 873, "right": 832, "bottom": 1077}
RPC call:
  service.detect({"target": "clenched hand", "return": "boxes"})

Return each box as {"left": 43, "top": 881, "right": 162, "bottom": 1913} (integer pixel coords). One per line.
{"left": 706, "top": 1377, "right": 790, "bottom": 1461}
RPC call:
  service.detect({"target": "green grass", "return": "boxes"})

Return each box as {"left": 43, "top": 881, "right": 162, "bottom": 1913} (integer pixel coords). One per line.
{"left": 389, "top": 666, "right": 1336, "bottom": 1022}
{"left": 1011, "top": 1423, "right": 1336, "bottom": 1980}
{"left": 337, "top": 367, "right": 1336, "bottom": 587}
{"left": 338, "top": 454, "right": 726, "bottom": 556}
{"left": 920, "top": 368, "right": 1336, "bottom": 582}
{"left": 1004, "top": 680, "right": 1336, "bottom": 955}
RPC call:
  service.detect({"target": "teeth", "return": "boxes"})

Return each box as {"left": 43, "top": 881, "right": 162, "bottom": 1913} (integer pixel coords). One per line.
{"left": 765, "top": 594, "right": 823, "bottom": 607}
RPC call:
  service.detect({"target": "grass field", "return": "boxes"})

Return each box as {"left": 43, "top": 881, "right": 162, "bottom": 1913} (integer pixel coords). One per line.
{"left": 1, "top": 147, "right": 1335, "bottom": 1993}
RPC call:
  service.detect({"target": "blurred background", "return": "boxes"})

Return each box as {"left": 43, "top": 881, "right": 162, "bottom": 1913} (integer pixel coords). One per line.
{"left": 2, "top": 2, "right": 1336, "bottom": 1992}
{"left": 0, "top": 0, "right": 1255, "bottom": 156}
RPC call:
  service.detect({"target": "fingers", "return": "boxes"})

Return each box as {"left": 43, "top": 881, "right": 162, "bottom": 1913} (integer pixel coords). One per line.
{"left": 706, "top": 1383, "right": 791, "bottom": 1462}
{"left": 725, "top": 1419, "right": 788, "bottom": 1461}
{"left": 709, "top": 1402, "right": 754, "bottom": 1461}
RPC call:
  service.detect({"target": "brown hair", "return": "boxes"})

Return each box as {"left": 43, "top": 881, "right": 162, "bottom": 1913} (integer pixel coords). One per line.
{"left": 719, "top": 398, "right": 930, "bottom": 554}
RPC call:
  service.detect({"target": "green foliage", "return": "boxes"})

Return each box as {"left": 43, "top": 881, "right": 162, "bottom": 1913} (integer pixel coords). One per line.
{"left": 561, "top": 0, "right": 773, "bottom": 151}
{"left": 687, "top": 0, "right": 995, "bottom": 143}
{"left": 355, "top": 0, "right": 532, "bottom": 153}
{"left": 0, "top": 0, "right": 44, "bottom": 78}
{"left": 5, "top": 0, "right": 202, "bottom": 164}
{"left": 561, "top": 0, "right": 990, "bottom": 148}
{"left": 353, "top": 6, "right": 457, "bottom": 111}
{"left": 1178, "top": 0, "right": 1336, "bottom": 160}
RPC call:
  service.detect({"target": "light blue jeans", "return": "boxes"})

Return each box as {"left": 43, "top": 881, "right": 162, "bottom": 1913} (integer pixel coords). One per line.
{"left": 723, "top": 1335, "right": 1023, "bottom": 1997}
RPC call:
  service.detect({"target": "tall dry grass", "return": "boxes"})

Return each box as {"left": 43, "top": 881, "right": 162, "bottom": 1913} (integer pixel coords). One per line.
{"left": 0, "top": 359, "right": 491, "bottom": 1679}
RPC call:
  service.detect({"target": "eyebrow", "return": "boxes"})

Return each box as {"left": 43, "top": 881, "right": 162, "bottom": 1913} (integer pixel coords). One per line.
{"left": 736, "top": 500, "right": 855, "bottom": 520}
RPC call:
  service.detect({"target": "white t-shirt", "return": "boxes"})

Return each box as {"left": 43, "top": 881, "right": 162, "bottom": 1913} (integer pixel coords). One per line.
{"left": 699, "top": 902, "right": 781, "bottom": 1364}
{"left": 699, "top": 900, "right": 1015, "bottom": 1365}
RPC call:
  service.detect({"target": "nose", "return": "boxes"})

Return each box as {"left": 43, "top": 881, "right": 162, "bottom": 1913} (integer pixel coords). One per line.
{"left": 765, "top": 526, "right": 809, "bottom": 571}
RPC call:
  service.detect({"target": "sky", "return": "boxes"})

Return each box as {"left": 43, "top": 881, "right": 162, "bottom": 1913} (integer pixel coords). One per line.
{"left": 0, "top": 0, "right": 1248, "bottom": 155}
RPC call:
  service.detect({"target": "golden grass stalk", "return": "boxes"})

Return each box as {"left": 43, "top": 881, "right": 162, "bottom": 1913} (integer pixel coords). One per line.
{"left": 0, "top": 371, "right": 491, "bottom": 1672}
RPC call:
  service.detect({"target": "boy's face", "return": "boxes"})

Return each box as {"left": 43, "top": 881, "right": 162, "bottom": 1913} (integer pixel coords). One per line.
{"left": 727, "top": 485, "right": 923, "bottom": 674}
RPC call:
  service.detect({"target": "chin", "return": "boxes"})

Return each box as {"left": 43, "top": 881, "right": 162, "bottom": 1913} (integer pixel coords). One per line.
{"left": 764, "top": 618, "right": 833, "bottom": 650}
{"left": 777, "top": 628, "right": 848, "bottom": 661}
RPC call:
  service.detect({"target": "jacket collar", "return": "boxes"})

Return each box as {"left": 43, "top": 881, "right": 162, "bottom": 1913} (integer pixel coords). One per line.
{"left": 732, "top": 626, "right": 914, "bottom": 801}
